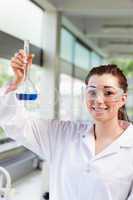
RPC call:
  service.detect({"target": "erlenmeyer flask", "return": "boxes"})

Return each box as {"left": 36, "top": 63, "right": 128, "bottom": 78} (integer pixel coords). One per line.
{"left": 16, "top": 40, "right": 38, "bottom": 104}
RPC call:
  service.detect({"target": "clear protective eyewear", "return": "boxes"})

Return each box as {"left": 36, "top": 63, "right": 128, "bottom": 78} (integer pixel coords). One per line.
{"left": 85, "top": 86, "right": 124, "bottom": 102}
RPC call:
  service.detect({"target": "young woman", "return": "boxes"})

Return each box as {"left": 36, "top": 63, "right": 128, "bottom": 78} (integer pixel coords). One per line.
{"left": 0, "top": 50, "right": 133, "bottom": 200}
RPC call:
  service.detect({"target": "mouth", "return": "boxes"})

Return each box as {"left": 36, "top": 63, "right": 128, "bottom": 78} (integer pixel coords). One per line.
{"left": 92, "top": 107, "right": 109, "bottom": 111}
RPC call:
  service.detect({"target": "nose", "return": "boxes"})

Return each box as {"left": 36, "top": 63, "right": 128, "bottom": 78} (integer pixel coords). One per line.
{"left": 95, "top": 92, "right": 105, "bottom": 103}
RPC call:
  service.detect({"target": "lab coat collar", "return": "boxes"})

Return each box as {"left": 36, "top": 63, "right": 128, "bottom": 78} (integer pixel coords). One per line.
{"left": 87, "top": 121, "right": 133, "bottom": 160}
{"left": 118, "top": 123, "right": 133, "bottom": 148}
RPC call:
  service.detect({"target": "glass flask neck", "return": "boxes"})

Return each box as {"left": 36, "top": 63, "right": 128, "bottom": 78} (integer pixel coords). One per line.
{"left": 23, "top": 63, "right": 31, "bottom": 82}
{"left": 23, "top": 39, "right": 30, "bottom": 82}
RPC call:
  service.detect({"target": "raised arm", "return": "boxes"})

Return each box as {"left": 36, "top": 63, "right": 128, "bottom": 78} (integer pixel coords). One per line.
{"left": 0, "top": 50, "right": 70, "bottom": 162}
{"left": 0, "top": 50, "right": 47, "bottom": 159}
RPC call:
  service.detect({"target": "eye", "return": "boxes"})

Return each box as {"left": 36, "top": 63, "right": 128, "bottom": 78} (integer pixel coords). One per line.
{"left": 104, "top": 91, "right": 115, "bottom": 96}
{"left": 88, "top": 90, "right": 96, "bottom": 96}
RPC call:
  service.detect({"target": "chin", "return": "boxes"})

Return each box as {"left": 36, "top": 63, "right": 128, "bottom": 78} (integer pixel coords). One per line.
{"left": 92, "top": 115, "right": 117, "bottom": 123}
{"left": 92, "top": 116, "right": 107, "bottom": 122}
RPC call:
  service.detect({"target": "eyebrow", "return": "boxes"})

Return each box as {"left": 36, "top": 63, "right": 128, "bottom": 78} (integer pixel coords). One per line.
{"left": 88, "top": 85, "right": 116, "bottom": 89}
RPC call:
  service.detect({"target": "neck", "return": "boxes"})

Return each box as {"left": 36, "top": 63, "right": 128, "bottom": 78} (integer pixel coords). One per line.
{"left": 94, "top": 118, "right": 124, "bottom": 140}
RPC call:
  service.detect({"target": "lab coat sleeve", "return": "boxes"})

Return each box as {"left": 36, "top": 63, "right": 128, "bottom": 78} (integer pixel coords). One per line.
{"left": 0, "top": 85, "right": 48, "bottom": 159}
{"left": 0, "top": 85, "right": 66, "bottom": 162}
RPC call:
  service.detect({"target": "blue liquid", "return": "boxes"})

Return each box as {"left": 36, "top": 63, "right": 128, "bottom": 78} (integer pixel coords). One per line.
{"left": 16, "top": 93, "right": 38, "bottom": 100}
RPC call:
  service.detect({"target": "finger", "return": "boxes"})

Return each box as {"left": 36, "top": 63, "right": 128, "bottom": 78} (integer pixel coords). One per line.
{"left": 14, "top": 54, "right": 24, "bottom": 64}
{"left": 11, "top": 61, "right": 26, "bottom": 71}
{"left": 11, "top": 57, "right": 25, "bottom": 66}
{"left": 14, "top": 51, "right": 24, "bottom": 60}
{"left": 18, "top": 49, "right": 27, "bottom": 58}
{"left": 15, "top": 50, "right": 34, "bottom": 61}
{"left": 19, "top": 49, "right": 31, "bottom": 61}
{"left": 13, "top": 50, "right": 27, "bottom": 66}
{"left": 28, "top": 53, "right": 34, "bottom": 66}
{"left": 14, "top": 52, "right": 27, "bottom": 64}
{"left": 12, "top": 65, "right": 24, "bottom": 72}
{"left": 11, "top": 61, "right": 27, "bottom": 72}
{"left": 13, "top": 50, "right": 34, "bottom": 69}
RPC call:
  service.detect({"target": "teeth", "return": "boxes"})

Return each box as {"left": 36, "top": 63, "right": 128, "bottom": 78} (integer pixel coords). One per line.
{"left": 93, "top": 107, "right": 108, "bottom": 110}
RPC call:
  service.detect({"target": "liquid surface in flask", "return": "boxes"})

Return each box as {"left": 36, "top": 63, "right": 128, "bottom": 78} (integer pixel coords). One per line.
{"left": 16, "top": 93, "right": 38, "bottom": 100}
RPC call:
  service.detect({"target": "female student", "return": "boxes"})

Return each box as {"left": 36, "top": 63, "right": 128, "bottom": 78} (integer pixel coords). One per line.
{"left": 0, "top": 50, "right": 133, "bottom": 200}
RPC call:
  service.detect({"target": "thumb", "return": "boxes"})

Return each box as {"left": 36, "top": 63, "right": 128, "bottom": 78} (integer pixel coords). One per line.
{"left": 28, "top": 53, "right": 34, "bottom": 66}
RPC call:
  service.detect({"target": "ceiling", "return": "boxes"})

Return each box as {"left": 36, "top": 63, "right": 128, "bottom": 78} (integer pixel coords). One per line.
{"left": 34, "top": 0, "right": 133, "bottom": 58}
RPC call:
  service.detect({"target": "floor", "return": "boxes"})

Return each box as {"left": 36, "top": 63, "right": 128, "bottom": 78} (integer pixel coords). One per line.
{"left": 12, "top": 170, "right": 43, "bottom": 200}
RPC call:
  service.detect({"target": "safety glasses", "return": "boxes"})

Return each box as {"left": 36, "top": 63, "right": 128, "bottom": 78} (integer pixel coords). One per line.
{"left": 85, "top": 86, "right": 124, "bottom": 102}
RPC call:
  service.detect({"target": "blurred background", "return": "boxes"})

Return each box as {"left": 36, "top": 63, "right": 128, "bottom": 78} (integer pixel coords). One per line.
{"left": 0, "top": 0, "right": 133, "bottom": 199}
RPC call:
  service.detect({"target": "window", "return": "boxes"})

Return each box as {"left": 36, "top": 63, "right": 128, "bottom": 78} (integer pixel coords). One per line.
{"left": 0, "top": 59, "right": 13, "bottom": 86}
{"left": 74, "top": 42, "right": 90, "bottom": 70}
{"left": 60, "top": 28, "right": 75, "bottom": 63}
{"left": 60, "top": 27, "right": 104, "bottom": 70}
{"left": 73, "top": 78, "right": 89, "bottom": 120}
{"left": 59, "top": 74, "right": 90, "bottom": 120}
{"left": 59, "top": 74, "right": 73, "bottom": 120}
{"left": 91, "top": 51, "right": 102, "bottom": 67}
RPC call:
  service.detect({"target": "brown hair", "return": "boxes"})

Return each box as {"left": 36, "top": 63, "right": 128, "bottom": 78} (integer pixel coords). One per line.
{"left": 85, "top": 64, "right": 130, "bottom": 122}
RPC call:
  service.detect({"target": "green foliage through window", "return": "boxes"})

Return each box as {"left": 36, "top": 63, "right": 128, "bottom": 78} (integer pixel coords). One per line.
{"left": 110, "top": 59, "right": 133, "bottom": 78}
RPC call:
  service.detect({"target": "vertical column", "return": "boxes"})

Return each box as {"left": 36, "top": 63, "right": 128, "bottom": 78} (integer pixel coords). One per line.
{"left": 39, "top": 10, "right": 61, "bottom": 197}
{"left": 40, "top": 11, "right": 61, "bottom": 119}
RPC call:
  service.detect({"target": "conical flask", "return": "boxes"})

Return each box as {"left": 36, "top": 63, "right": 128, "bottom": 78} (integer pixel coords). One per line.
{"left": 16, "top": 40, "right": 38, "bottom": 104}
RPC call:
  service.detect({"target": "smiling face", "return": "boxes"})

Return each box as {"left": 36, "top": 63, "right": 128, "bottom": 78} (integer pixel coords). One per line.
{"left": 86, "top": 74, "right": 127, "bottom": 122}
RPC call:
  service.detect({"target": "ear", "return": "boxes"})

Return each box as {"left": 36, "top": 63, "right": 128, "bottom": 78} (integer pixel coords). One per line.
{"left": 120, "top": 92, "right": 127, "bottom": 107}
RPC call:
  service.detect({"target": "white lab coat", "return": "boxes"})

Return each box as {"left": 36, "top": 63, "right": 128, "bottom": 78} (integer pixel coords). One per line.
{"left": 0, "top": 87, "right": 133, "bottom": 200}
